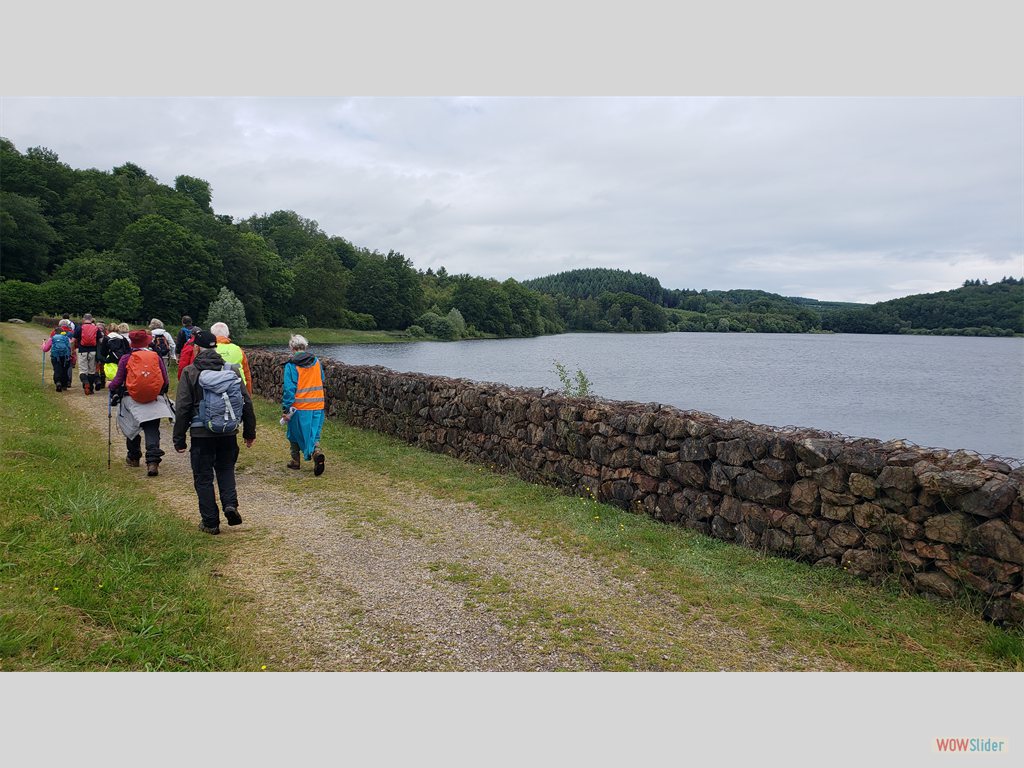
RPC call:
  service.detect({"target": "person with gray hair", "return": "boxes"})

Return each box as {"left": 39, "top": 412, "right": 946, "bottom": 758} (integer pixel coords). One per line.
{"left": 147, "top": 318, "right": 176, "bottom": 361}
{"left": 281, "top": 333, "right": 327, "bottom": 475}
{"left": 209, "top": 321, "right": 253, "bottom": 394}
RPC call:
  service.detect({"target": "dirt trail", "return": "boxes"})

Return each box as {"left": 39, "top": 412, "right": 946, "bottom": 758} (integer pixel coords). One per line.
{"left": 10, "top": 324, "right": 842, "bottom": 671}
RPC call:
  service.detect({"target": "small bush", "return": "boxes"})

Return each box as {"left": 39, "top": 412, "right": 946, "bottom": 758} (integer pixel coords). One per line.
{"left": 205, "top": 287, "right": 249, "bottom": 342}
{"left": 553, "top": 360, "right": 592, "bottom": 397}
{"left": 1, "top": 279, "right": 43, "bottom": 320}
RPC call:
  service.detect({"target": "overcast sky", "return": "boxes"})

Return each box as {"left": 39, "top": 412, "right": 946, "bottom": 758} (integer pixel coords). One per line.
{"left": 2, "top": 96, "right": 1021, "bottom": 303}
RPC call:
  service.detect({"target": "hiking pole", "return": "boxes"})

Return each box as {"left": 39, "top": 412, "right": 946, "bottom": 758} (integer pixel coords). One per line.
{"left": 107, "top": 390, "right": 112, "bottom": 470}
{"left": 42, "top": 349, "right": 45, "bottom": 387}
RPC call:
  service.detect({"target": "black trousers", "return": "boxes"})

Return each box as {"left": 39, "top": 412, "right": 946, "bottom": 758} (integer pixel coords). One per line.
{"left": 189, "top": 435, "right": 239, "bottom": 527}
{"left": 127, "top": 420, "right": 164, "bottom": 464}
{"left": 51, "top": 356, "right": 73, "bottom": 387}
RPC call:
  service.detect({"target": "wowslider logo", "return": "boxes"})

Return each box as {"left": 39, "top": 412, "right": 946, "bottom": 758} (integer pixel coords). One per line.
{"left": 934, "top": 737, "right": 1008, "bottom": 754}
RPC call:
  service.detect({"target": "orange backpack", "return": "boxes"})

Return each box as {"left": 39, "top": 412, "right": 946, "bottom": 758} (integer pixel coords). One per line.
{"left": 125, "top": 349, "right": 163, "bottom": 403}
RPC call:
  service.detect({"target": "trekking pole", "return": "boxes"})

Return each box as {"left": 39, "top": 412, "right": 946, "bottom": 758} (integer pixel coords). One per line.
{"left": 42, "top": 349, "right": 45, "bottom": 387}
{"left": 107, "top": 390, "right": 112, "bottom": 470}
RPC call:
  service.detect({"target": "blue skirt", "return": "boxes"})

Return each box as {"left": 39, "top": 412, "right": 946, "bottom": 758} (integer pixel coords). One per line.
{"left": 286, "top": 409, "right": 325, "bottom": 460}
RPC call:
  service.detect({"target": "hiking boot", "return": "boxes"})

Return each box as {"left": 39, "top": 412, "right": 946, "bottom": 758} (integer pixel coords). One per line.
{"left": 313, "top": 450, "right": 326, "bottom": 477}
{"left": 126, "top": 457, "right": 141, "bottom": 468}
{"left": 146, "top": 463, "right": 159, "bottom": 477}
{"left": 83, "top": 382, "right": 92, "bottom": 395}
{"left": 286, "top": 459, "right": 301, "bottom": 470}
{"left": 224, "top": 506, "right": 242, "bottom": 526}
{"left": 55, "top": 384, "right": 62, "bottom": 392}
{"left": 198, "top": 523, "right": 220, "bottom": 535}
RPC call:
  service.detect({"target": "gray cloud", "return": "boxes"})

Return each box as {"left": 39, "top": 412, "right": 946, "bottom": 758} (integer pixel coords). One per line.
{"left": 2, "top": 96, "right": 1020, "bottom": 303}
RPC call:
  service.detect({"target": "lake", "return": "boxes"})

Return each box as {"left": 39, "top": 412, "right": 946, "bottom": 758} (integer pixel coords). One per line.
{"left": 280, "top": 333, "right": 1024, "bottom": 460}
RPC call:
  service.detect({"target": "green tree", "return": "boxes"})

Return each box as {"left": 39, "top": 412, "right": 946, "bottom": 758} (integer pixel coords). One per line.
{"left": 446, "top": 307, "right": 466, "bottom": 336}
{"left": 0, "top": 279, "right": 43, "bottom": 320}
{"left": 55, "top": 170, "right": 135, "bottom": 256}
{"left": 205, "top": 287, "right": 249, "bottom": 342}
{"left": 384, "top": 250, "right": 425, "bottom": 327}
{"left": 47, "top": 252, "right": 128, "bottom": 314}
{"left": 241, "top": 210, "right": 325, "bottom": 262}
{"left": 291, "top": 245, "right": 351, "bottom": 327}
{"left": 103, "top": 278, "right": 142, "bottom": 321}
{"left": 348, "top": 251, "right": 423, "bottom": 330}
{"left": 118, "top": 214, "right": 223, "bottom": 321}
{"left": 0, "top": 191, "right": 58, "bottom": 281}
{"left": 174, "top": 175, "right": 213, "bottom": 213}
{"left": 248, "top": 233, "right": 295, "bottom": 327}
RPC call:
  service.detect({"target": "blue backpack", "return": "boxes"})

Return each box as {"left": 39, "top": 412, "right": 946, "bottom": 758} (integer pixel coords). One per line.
{"left": 191, "top": 368, "right": 244, "bottom": 434}
{"left": 50, "top": 333, "right": 72, "bottom": 359}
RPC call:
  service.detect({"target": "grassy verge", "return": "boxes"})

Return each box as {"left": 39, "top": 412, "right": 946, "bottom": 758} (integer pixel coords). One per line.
{"left": 247, "top": 393, "right": 1024, "bottom": 671}
{"left": 0, "top": 329, "right": 260, "bottom": 671}
{"left": 241, "top": 327, "right": 414, "bottom": 346}
{"left": 241, "top": 326, "right": 500, "bottom": 346}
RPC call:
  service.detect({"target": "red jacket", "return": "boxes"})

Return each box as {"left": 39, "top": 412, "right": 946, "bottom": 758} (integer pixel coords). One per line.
{"left": 176, "top": 338, "right": 197, "bottom": 380}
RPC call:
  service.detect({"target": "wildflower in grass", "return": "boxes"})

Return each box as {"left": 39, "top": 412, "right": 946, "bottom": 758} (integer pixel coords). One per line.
{"left": 53, "top": 586, "right": 58, "bottom": 591}
{"left": 261, "top": 665, "right": 268, "bottom": 671}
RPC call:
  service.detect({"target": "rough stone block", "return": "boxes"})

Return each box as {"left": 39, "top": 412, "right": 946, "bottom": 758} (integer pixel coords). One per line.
{"left": 849, "top": 472, "right": 879, "bottom": 499}
{"left": 789, "top": 479, "right": 820, "bottom": 516}
{"left": 967, "top": 520, "right": 1024, "bottom": 565}
{"left": 924, "top": 512, "right": 973, "bottom": 545}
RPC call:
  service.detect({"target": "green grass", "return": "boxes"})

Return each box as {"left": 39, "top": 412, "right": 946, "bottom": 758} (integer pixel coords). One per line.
{"left": 240, "top": 327, "right": 416, "bottom": 346}
{"left": 0, "top": 330, "right": 261, "bottom": 671}
{"left": 7, "top": 323, "right": 1023, "bottom": 671}
{"left": 262, "top": 397, "right": 1024, "bottom": 671}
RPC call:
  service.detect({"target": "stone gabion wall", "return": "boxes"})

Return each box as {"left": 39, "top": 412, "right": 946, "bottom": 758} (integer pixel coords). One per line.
{"left": 32, "top": 315, "right": 62, "bottom": 330}
{"left": 248, "top": 349, "right": 1024, "bottom": 627}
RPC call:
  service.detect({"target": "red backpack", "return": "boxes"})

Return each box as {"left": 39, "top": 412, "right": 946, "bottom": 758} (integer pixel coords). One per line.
{"left": 80, "top": 323, "right": 99, "bottom": 347}
{"left": 125, "top": 349, "right": 163, "bottom": 403}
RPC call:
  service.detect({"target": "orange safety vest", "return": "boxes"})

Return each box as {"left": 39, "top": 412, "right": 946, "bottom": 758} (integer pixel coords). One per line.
{"left": 292, "top": 362, "right": 325, "bottom": 410}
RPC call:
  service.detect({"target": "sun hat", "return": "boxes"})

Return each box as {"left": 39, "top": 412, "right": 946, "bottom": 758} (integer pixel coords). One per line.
{"left": 128, "top": 330, "right": 151, "bottom": 348}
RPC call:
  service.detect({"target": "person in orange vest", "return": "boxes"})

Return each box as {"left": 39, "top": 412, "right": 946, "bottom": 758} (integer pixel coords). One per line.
{"left": 280, "top": 334, "right": 326, "bottom": 475}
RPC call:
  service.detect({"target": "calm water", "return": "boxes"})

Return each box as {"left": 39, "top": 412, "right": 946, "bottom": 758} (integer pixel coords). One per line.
{"left": 285, "top": 333, "right": 1024, "bottom": 460}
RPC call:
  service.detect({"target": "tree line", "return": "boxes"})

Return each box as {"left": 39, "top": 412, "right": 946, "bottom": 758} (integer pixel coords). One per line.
{"left": 819, "top": 277, "right": 1023, "bottom": 336}
{"left": 0, "top": 139, "right": 563, "bottom": 339}
{"left": 525, "top": 268, "right": 1023, "bottom": 336}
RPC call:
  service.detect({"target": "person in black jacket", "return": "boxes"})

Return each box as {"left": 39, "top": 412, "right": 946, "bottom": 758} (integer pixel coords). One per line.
{"left": 99, "top": 322, "right": 131, "bottom": 382}
{"left": 172, "top": 330, "right": 257, "bottom": 534}
{"left": 175, "top": 315, "right": 194, "bottom": 355}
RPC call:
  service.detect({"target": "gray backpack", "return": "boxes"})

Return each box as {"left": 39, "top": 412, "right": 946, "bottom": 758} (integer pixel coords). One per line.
{"left": 191, "top": 368, "right": 244, "bottom": 434}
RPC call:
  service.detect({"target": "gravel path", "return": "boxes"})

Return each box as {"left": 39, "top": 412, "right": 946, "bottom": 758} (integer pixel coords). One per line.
{"left": 12, "top": 324, "right": 841, "bottom": 671}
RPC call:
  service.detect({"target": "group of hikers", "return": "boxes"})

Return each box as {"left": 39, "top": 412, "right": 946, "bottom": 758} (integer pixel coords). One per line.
{"left": 42, "top": 314, "right": 327, "bottom": 535}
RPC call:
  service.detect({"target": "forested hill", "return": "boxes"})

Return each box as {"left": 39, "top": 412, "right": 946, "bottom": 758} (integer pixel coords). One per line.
{"left": 0, "top": 139, "right": 564, "bottom": 341}
{"left": 523, "top": 268, "right": 1022, "bottom": 336}
{"left": 523, "top": 268, "right": 665, "bottom": 304}
{"left": 524, "top": 268, "right": 828, "bottom": 333}
{"left": 820, "top": 278, "right": 1023, "bottom": 336}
